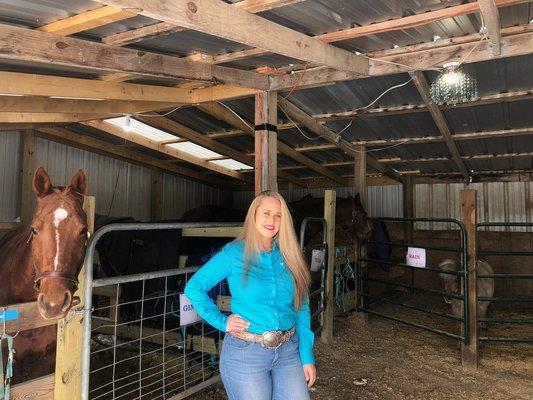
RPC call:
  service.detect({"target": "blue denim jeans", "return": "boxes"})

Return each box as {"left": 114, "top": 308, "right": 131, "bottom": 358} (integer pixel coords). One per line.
{"left": 220, "top": 333, "right": 310, "bottom": 400}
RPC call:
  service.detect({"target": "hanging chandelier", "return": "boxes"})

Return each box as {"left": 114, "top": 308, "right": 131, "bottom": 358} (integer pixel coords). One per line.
{"left": 429, "top": 62, "right": 478, "bottom": 105}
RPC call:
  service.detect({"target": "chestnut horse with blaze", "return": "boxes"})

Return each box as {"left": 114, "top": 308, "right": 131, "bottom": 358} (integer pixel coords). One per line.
{"left": 0, "top": 167, "right": 88, "bottom": 381}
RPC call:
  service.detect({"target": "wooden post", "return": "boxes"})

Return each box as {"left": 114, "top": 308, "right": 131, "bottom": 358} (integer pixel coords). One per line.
{"left": 151, "top": 167, "right": 163, "bottom": 221}
{"left": 54, "top": 196, "right": 95, "bottom": 400}
{"left": 254, "top": 91, "right": 277, "bottom": 195}
{"left": 321, "top": 190, "right": 336, "bottom": 344}
{"left": 460, "top": 189, "right": 478, "bottom": 370}
{"left": 19, "top": 129, "right": 35, "bottom": 224}
{"left": 403, "top": 176, "right": 415, "bottom": 288}
{"left": 353, "top": 145, "right": 366, "bottom": 203}
{"left": 287, "top": 182, "right": 293, "bottom": 202}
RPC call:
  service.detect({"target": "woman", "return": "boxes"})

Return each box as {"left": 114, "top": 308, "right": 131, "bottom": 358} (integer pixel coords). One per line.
{"left": 184, "top": 191, "right": 316, "bottom": 400}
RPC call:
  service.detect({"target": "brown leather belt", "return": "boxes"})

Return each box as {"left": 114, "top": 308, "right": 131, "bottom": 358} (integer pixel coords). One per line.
{"left": 230, "top": 327, "right": 295, "bottom": 349}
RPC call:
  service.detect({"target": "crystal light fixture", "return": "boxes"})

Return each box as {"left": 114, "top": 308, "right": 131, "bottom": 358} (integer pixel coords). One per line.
{"left": 429, "top": 61, "right": 478, "bottom": 105}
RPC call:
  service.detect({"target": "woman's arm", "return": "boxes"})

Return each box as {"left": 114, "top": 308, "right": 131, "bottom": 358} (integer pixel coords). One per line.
{"left": 294, "top": 296, "right": 315, "bottom": 366}
{"left": 184, "top": 244, "right": 233, "bottom": 332}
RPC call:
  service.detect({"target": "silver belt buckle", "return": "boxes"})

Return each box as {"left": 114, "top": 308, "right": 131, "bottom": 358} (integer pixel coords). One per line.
{"left": 261, "top": 330, "right": 283, "bottom": 349}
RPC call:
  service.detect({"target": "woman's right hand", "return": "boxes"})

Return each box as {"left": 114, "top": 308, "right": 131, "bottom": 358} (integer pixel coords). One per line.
{"left": 226, "top": 314, "right": 250, "bottom": 333}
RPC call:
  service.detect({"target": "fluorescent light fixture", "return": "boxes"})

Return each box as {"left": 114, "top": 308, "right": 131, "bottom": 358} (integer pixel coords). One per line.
{"left": 50, "top": 96, "right": 104, "bottom": 101}
{"left": 105, "top": 116, "right": 178, "bottom": 142}
{"left": 210, "top": 159, "right": 253, "bottom": 170}
{"left": 167, "top": 141, "right": 222, "bottom": 159}
{"left": 0, "top": 93, "right": 24, "bottom": 97}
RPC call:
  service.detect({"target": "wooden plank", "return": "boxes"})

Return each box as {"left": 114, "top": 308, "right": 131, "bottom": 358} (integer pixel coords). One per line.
{"left": 37, "top": 5, "right": 135, "bottom": 36}
{"left": 101, "top": 0, "right": 304, "bottom": 46}
{"left": 0, "top": 96, "right": 180, "bottom": 114}
{"left": 0, "top": 222, "right": 21, "bottom": 230}
{"left": 460, "top": 189, "right": 478, "bottom": 370}
{"left": 12, "top": 374, "right": 55, "bottom": 400}
{"left": 478, "top": 0, "right": 502, "bottom": 55}
{"left": 35, "top": 127, "right": 228, "bottom": 187}
{"left": 254, "top": 91, "right": 278, "bottom": 194}
{"left": 410, "top": 70, "right": 470, "bottom": 181}
{"left": 2, "top": 302, "right": 59, "bottom": 333}
{"left": 94, "top": 0, "right": 368, "bottom": 75}
{"left": 321, "top": 190, "right": 336, "bottom": 344}
{"left": 181, "top": 227, "right": 242, "bottom": 237}
{"left": 0, "top": 23, "right": 269, "bottom": 90}
{"left": 353, "top": 145, "right": 366, "bottom": 204}
{"left": 0, "top": 113, "right": 109, "bottom": 124}
{"left": 83, "top": 120, "right": 253, "bottom": 183}
{"left": 19, "top": 130, "right": 35, "bottom": 224}
{"left": 205, "top": 0, "right": 526, "bottom": 65}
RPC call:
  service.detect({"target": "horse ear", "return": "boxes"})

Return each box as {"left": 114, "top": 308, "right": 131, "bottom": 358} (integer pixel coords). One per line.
{"left": 354, "top": 192, "right": 361, "bottom": 203}
{"left": 33, "top": 166, "right": 52, "bottom": 198}
{"left": 68, "top": 169, "right": 88, "bottom": 195}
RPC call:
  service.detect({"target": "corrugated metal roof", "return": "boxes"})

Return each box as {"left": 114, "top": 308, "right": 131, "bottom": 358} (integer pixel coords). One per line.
{"left": 0, "top": 131, "right": 21, "bottom": 221}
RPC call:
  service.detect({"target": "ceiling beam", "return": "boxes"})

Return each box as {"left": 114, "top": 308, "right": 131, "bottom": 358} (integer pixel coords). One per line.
{"left": 36, "top": 127, "right": 227, "bottom": 187}
{"left": 0, "top": 113, "right": 109, "bottom": 124}
{"left": 102, "top": 0, "right": 305, "bottom": 46}
{"left": 478, "top": 0, "right": 502, "bottom": 55}
{"left": 277, "top": 96, "right": 402, "bottom": 182}
{"left": 94, "top": 0, "right": 368, "bottom": 75}
{"left": 205, "top": 0, "right": 526, "bottom": 65}
{"left": 409, "top": 71, "right": 470, "bottom": 181}
{"left": 196, "top": 101, "right": 348, "bottom": 186}
{"left": 271, "top": 24, "right": 533, "bottom": 91}
{"left": 136, "top": 115, "right": 305, "bottom": 187}
{"left": 83, "top": 120, "right": 253, "bottom": 183}
{"left": 0, "top": 23, "right": 269, "bottom": 90}
{"left": 36, "top": 5, "right": 135, "bottom": 36}
{"left": 0, "top": 96, "right": 180, "bottom": 114}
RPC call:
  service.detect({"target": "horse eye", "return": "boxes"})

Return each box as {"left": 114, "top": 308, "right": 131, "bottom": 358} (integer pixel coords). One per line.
{"left": 31, "top": 227, "right": 38, "bottom": 235}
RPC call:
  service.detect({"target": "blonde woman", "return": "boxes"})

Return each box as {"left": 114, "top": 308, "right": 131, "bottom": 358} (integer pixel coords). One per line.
{"left": 185, "top": 191, "right": 316, "bottom": 400}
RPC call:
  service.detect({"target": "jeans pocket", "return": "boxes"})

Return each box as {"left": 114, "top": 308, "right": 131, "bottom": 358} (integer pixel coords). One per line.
{"left": 289, "top": 332, "right": 299, "bottom": 344}
{"left": 224, "top": 335, "right": 253, "bottom": 349}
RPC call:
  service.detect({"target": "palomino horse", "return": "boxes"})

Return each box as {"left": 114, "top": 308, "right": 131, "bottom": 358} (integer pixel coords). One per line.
{"left": 0, "top": 167, "right": 88, "bottom": 381}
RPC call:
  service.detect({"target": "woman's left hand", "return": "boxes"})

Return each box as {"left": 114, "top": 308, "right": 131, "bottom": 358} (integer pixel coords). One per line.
{"left": 302, "top": 364, "right": 316, "bottom": 388}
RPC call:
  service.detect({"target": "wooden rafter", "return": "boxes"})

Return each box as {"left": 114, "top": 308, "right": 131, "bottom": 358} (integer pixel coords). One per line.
{"left": 277, "top": 96, "right": 402, "bottom": 182}
{"left": 0, "top": 113, "right": 109, "bottom": 123}
{"left": 201, "top": 0, "right": 526, "bottom": 65}
{"left": 101, "top": 0, "right": 304, "bottom": 46}
{"left": 36, "top": 5, "right": 135, "bottom": 36}
{"left": 478, "top": 0, "right": 502, "bottom": 55}
{"left": 410, "top": 70, "right": 470, "bottom": 181}
{"left": 0, "top": 24, "right": 269, "bottom": 90}
{"left": 36, "top": 127, "right": 227, "bottom": 187}
{"left": 197, "top": 102, "right": 348, "bottom": 186}
{"left": 135, "top": 115, "right": 305, "bottom": 187}
{"left": 93, "top": 0, "right": 368, "bottom": 75}
{"left": 83, "top": 120, "right": 253, "bottom": 183}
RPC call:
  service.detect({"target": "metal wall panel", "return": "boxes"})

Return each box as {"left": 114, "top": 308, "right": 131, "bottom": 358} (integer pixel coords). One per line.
{"left": 0, "top": 131, "right": 20, "bottom": 221}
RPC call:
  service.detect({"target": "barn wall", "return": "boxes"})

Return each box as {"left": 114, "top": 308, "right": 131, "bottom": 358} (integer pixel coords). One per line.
{"left": 0, "top": 132, "right": 230, "bottom": 223}
{"left": 233, "top": 185, "right": 403, "bottom": 217}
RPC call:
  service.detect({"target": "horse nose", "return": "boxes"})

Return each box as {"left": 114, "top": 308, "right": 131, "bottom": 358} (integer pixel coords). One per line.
{"left": 61, "top": 291, "right": 73, "bottom": 312}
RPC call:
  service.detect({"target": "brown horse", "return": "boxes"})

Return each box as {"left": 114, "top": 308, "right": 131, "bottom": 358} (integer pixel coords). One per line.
{"left": 0, "top": 167, "right": 88, "bottom": 381}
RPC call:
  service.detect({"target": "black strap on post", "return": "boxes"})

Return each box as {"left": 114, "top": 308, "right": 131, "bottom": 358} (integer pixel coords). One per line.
{"left": 254, "top": 123, "right": 278, "bottom": 133}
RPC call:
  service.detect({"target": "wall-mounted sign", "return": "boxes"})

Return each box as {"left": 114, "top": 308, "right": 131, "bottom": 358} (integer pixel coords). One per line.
{"left": 406, "top": 247, "right": 426, "bottom": 268}
{"left": 179, "top": 294, "right": 201, "bottom": 326}
{"left": 310, "top": 249, "right": 325, "bottom": 272}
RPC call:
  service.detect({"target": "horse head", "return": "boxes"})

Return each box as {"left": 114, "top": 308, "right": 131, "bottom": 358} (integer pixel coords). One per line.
{"left": 343, "top": 193, "right": 372, "bottom": 242}
{"left": 30, "top": 167, "right": 88, "bottom": 319}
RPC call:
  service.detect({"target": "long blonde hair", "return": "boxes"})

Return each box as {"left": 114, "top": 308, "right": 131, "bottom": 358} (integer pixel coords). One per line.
{"left": 236, "top": 191, "right": 310, "bottom": 309}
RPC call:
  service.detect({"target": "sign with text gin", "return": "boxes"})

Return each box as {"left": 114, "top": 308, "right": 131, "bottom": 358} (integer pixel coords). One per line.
{"left": 406, "top": 247, "right": 426, "bottom": 268}
{"left": 180, "top": 294, "right": 202, "bottom": 326}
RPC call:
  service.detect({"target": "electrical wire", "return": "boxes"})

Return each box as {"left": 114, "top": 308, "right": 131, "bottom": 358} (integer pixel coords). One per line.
{"left": 133, "top": 105, "right": 183, "bottom": 117}
{"left": 279, "top": 105, "right": 322, "bottom": 141}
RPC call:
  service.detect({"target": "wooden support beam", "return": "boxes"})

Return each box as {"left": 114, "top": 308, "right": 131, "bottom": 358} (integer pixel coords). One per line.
{"left": 205, "top": 0, "right": 526, "bottom": 65}
{"left": 37, "top": 5, "right": 135, "bottom": 36}
{"left": 84, "top": 120, "right": 252, "bottom": 183}
{"left": 0, "top": 113, "right": 109, "bottom": 124}
{"left": 353, "top": 145, "right": 366, "bottom": 204}
{"left": 277, "top": 96, "right": 402, "bottom": 182}
{"left": 254, "top": 91, "right": 278, "bottom": 194}
{"left": 322, "top": 190, "right": 336, "bottom": 344}
{"left": 151, "top": 168, "right": 164, "bottom": 221}
{"left": 460, "top": 189, "right": 479, "bottom": 370}
{"left": 0, "top": 23, "right": 269, "bottom": 90}
{"left": 410, "top": 71, "right": 470, "bottom": 182}
{"left": 19, "top": 130, "right": 35, "bottom": 224}
{"left": 0, "top": 96, "right": 180, "bottom": 115}
{"left": 94, "top": 0, "right": 368, "bottom": 75}
{"left": 101, "top": 0, "right": 304, "bottom": 46}
{"left": 12, "top": 374, "right": 54, "bottom": 400}
{"left": 478, "top": 0, "right": 502, "bottom": 55}
{"left": 36, "top": 127, "right": 228, "bottom": 187}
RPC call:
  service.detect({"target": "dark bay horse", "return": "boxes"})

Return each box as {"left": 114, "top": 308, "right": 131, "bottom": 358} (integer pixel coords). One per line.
{"left": 0, "top": 167, "right": 88, "bottom": 381}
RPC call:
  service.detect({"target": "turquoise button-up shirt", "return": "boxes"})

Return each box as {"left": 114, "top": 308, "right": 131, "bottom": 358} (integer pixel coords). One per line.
{"left": 184, "top": 240, "right": 315, "bottom": 365}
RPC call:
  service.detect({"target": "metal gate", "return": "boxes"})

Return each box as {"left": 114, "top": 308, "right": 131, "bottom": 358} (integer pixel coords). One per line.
{"left": 356, "top": 217, "right": 470, "bottom": 344}
{"left": 476, "top": 222, "right": 533, "bottom": 345}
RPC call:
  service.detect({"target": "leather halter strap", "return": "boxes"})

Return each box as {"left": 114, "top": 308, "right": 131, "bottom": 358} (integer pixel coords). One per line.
{"left": 33, "top": 269, "right": 79, "bottom": 292}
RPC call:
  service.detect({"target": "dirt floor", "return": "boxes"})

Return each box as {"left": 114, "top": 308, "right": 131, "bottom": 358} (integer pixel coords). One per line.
{"left": 188, "top": 302, "right": 532, "bottom": 400}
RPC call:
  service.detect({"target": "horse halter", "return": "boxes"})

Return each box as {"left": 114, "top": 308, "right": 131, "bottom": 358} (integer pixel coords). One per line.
{"left": 351, "top": 209, "right": 373, "bottom": 240}
{"left": 33, "top": 268, "right": 79, "bottom": 292}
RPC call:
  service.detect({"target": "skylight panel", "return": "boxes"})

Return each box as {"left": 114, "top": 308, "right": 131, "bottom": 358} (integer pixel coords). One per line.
{"left": 210, "top": 159, "right": 253, "bottom": 170}
{"left": 166, "top": 141, "right": 222, "bottom": 159}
